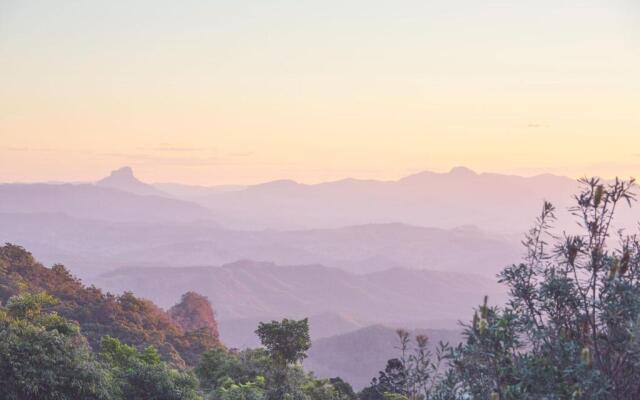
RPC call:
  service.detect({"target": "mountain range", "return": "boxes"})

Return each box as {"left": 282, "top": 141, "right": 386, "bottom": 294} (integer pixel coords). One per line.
{"left": 0, "top": 212, "right": 521, "bottom": 278}
{"left": 0, "top": 182, "right": 212, "bottom": 223}
{"left": 95, "top": 260, "right": 505, "bottom": 338}
{"left": 4, "top": 166, "right": 635, "bottom": 392}
{"left": 5, "top": 166, "right": 637, "bottom": 234}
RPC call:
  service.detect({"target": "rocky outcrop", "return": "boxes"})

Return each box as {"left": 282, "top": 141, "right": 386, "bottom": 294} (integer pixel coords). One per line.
{"left": 169, "top": 291, "right": 220, "bottom": 341}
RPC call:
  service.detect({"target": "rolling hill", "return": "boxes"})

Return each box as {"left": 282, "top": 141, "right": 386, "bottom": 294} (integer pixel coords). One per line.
{"left": 305, "top": 325, "right": 462, "bottom": 390}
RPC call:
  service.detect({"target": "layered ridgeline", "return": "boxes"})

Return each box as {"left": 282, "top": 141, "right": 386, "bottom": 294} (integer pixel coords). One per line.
{"left": 0, "top": 244, "right": 366, "bottom": 399}
{"left": 7, "top": 166, "right": 639, "bottom": 235}
{"left": 0, "top": 243, "right": 462, "bottom": 397}
{"left": 0, "top": 213, "right": 520, "bottom": 278}
{"left": 0, "top": 244, "right": 221, "bottom": 367}
{"left": 96, "top": 260, "right": 506, "bottom": 339}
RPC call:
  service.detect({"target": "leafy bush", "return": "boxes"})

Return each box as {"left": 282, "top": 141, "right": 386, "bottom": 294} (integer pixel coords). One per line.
{"left": 371, "top": 178, "right": 640, "bottom": 400}
{"left": 0, "top": 292, "right": 113, "bottom": 400}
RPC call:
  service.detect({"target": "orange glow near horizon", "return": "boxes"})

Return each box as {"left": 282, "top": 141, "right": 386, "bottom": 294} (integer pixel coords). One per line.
{"left": 1, "top": 1, "right": 639, "bottom": 185}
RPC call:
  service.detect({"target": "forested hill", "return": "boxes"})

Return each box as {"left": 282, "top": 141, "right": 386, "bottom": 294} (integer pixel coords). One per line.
{"left": 0, "top": 243, "right": 221, "bottom": 366}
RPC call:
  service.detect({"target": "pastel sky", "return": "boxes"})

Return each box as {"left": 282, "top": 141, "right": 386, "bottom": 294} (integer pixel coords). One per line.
{"left": 1, "top": 0, "right": 639, "bottom": 185}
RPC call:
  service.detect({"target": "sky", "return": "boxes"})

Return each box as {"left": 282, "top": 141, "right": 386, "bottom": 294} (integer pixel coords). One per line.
{"left": 1, "top": 0, "right": 639, "bottom": 185}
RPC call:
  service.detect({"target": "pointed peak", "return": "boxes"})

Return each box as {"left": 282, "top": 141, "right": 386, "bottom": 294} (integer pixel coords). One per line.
{"left": 108, "top": 166, "right": 135, "bottom": 179}
{"left": 96, "top": 166, "right": 165, "bottom": 196}
{"left": 448, "top": 166, "right": 476, "bottom": 177}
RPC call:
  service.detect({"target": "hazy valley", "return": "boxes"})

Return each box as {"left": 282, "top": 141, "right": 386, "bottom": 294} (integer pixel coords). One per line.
{"left": 2, "top": 167, "right": 638, "bottom": 397}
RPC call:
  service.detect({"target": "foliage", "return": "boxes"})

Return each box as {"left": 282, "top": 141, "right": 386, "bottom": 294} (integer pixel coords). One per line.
{"left": 198, "top": 320, "right": 354, "bottom": 400}
{"left": 0, "top": 292, "right": 113, "bottom": 400}
{"left": 255, "top": 318, "right": 311, "bottom": 367}
{"left": 360, "top": 330, "right": 447, "bottom": 400}
{"left": 0, "top": 243, "right": 221, "bottom": 367}
{"left": 0, "top": 291, "right": 203, "bottom": 400}
{"left": 255, "top": 318, "right": 312, "bottom": 400}
{"left": 213, "top": 377, "right": 266, "bottom": 400}
{"left": 432, "top": 178, "right": 640, "bottom": 399}
{"left": 197, "top": 347, "right": 270, "bottom": 394}
{"left": 367, "top": 178, "right": 640, "bottom": 400}
{"left": 0, "top": 246, "right": 357, "bottom": 400}
{"left": 303, "top": 378, "right": 357, "bottom": 400}
{"left": 99, "top": 336, "right": 202, "bottom": 400}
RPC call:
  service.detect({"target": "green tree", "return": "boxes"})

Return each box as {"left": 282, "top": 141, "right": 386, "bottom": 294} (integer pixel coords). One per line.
{"left": 100, "top": 335, "right": 202, "bottom": 400}
{"left": 0, "top": 292, "right": 113, "bottom": 400}
{"left": 328, "top": 377, "right": 357, "bottom": 400}
{"left": 255, "top": 318, "right": 311, "bottom": 368}
{"left": 433, "top": 178, "right": 640, "bottom": 399}
{"left": 255, "top": 318, "right": 311, "bottom": 400}
{"left": 197, "top": 347, "right": 271, "bottom": 396}
{"left": 0, "top": 244, "right": 220, "bottom": 368}
{"left": 303, "top": 377, "right": 357, "bottom": 400}
{"left": 213, "top": 377, "right": 266, "bottom": 400}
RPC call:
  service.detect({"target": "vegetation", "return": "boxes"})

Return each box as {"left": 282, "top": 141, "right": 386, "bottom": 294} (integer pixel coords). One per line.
{"left": 366, "top": 178, "right": 640, "bottom": 399}
{"left": 0, "top": 244, "right": 221, "bottom": 367}
{"left": 0, "top": 291, "right": 200, "bottom": 400}
{"left": 0, "top": 246, "right": 356, "bottom": 399}
{"left": 360, "top": 330, "right": 447, "bottom": 400}
{"left": 3, "top": 177, "right": 640, "bottom": 399}
{"left": 99, "top": 336, "right": 201, "bottom": 400}
{"left": 197, "top": 319, "right": 356, "bottom": 400}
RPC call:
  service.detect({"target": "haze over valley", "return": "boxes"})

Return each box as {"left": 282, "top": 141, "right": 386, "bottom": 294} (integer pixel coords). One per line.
{"left": 4, "top": 165, "right": 635, "bottom": 386}
{"left": 2, "top": 1, "right": 639, "bottom": 397}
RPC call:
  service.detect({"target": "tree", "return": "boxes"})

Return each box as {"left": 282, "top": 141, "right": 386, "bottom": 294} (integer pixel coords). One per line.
{"left": 303, "top": 377, "right": 356, "bottom": 400}
{"left": 0, "top": 244, "right": 220, "bottom": 368}
{"left": 361, "top": 330, "right": 447, "bottom": 400}
{"left": 214, "top": 377, "right": 266, "bottom": 400}
{"left": 434, "top": 178, "right": 640, "bottom": 399}
{"left": 255, "top": 318, "right": 311, "bottom": 368}
{"left": 0, "top": 292, "right": 113, "bottom": 400}
{"left": 255, "top": 318, "right": 311, "bottom": 400}
{"left": 328, "top": 377, "right": 357, "bottom": 400}
{"left": 99, "top": 336, "right": 202, "bottom": 400}
{"left": 196, "top": 347, "right": 271, "bottom": 397}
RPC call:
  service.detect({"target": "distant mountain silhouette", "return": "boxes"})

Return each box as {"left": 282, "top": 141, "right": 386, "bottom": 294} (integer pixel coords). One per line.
{"left": 0, "top": 183, "right": 212, "bottom": 224}
{"left": 96, "top": 260, "right": 506, "bottom": 327}
{"left": 191, "top": 167, "right": 594, "bottom": 232}
{"left": 96, "top": 166, "right": 166, "bottom": 196}
{"left": 5, "top": 167, "right": 637, "bottom": 233}
{"left": 0, "top": 214, "right": 520, "bottom": 278}
{"left": 305, "top": 325, "right": 461, "bottom": 390}
{"left": 153, "top": 182, "right": 245, "bottom": 201}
